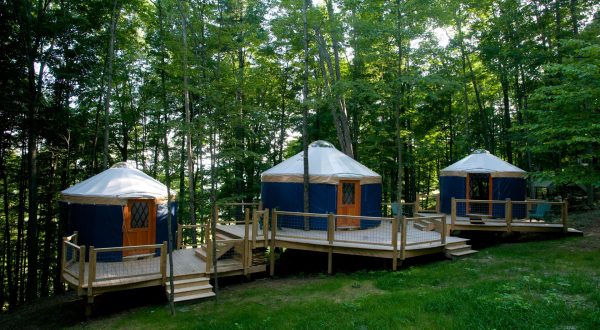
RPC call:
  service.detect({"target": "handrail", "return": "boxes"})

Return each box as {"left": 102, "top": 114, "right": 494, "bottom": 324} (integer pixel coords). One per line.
{"left": 275, "top": 211, "right": 329, "bottom": 218}
{"left": 332, "top": 214, "right": 395, "bottom": 221}
{"left": 94, "top": 244, "right": 163, "bottom": 253}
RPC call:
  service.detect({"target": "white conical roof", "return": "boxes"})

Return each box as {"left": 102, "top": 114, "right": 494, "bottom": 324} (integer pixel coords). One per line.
{"left": 440, "top": 150, "right": 526, "bottom": 178}
{"left": 61, "top": 162, "right": 174, "bottom": 204}
{"left": 261, "top": 141, "right": 381, "bottom": 184}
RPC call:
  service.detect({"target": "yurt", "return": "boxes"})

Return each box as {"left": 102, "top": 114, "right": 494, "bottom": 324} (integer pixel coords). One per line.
{"left": 60, "top": 162, "right": 176, "bottom": 260}
{"left": 261, "top": 140, "right": 382, "bottom": 230}
{"left": 439, "top": 150, "right": 526, "bottom": 217}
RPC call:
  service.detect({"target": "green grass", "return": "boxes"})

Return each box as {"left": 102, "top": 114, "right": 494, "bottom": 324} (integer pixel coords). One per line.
{"left": 77, "top": 233, "right": 600, "bottom": 330}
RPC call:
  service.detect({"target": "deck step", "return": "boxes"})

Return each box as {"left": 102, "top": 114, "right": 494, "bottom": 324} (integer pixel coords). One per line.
{"left": 167, "top": 284, "right": 214, "bottom": 296}
{"left": 445, "top": 245, "right": 478, "bottom": 259}
{"left": 167, "top": 273, "right": 215, "bottom": 303}
{"left": 171, "top": 277, "right": 210, "bottom": 289}
{"left": 173, "top": 291, "right": 216, "bottom": 303}
{"left": 413, "top": 219, "right": 435, "bottom": 231}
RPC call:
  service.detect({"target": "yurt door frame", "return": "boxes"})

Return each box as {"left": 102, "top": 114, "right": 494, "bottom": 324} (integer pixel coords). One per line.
{"left": 336, "top": 180, "right": 361, "bottom": 228}
{"left": 123, "top": 198, "right": 157, "bottom": 256}
{"left": 466, "top": 173, "right": 492, "bottom": 215}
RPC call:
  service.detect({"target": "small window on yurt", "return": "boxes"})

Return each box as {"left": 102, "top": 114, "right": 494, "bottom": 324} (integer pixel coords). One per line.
{"left": 342, "top": 182, "right": 355, "bottom": 205}
{"left": 130, "top": 201, "right": 150, "bottom": 229}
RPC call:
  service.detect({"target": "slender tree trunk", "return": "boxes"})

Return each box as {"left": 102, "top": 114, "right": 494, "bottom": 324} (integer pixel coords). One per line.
{"left": 1, "top": 149, "right": 11, "bottom": 307}
{"left": 325, "top": 0, "right": 353, "bottom": 157}
{"left": 500, "top": 69, "right": 513, "bottom": 163}
{"left": 302, "top": 0, "right": 310, "bottom": 222}
{"left": 178, "top": 0, "right": 196, "bottom": 242}
{"left": 466, "top": 54, "right": 489, "bottom": 150}
{"left": 103, "top": 0, "right": 120, "bottom": 170}
{"left": 395, "top": 0, "right": 403, "bottom": 209}
{"left": 457, "top": 14, "right": 470, "bottom": 143}
{"left": 569, "top": 0, "right": 578, "bottom": 35}
{"left": 277, "top": 68, "right": 287, "bottom": 164}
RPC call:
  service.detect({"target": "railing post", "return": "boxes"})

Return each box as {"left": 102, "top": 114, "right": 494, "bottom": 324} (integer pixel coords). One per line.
{"left": 87, "top": 246, "right": 96, "bottom": 298}
{"left": 415, "top": 193, "right": 421, "bottom": 213}
{"left": 270, "top": 209, "right": 277, "bottom": 276}
{"left": 451, "top": 197, "right": 456, "bottom": 230}
{"left": 327, "top": 213, "right": 334, "bottom": 275}
{"left": 177, "top": 224, "right": 183, "bottom": 249}
{"left": 400, "top": 216, "right": 407, "bottom": 260}
{"left": 73, "top": 231, "right": 78, "bottom": 245}
{"left": 160, "top": 241, "right": 167, "bottom": 285}
{"left": 525, "top": 198, "right": 532, "bottom": 219}
{"left": 252, "top": 210, "right": 258, "bottom": 248}
{"left": 264, "top": 208, "right": 270, "bottom": 242}
{"left": 244, "top": 208, "right": 250, "bottom": 276}
{"left": 205, "top": 224, "right": 212, "bottom": 274}
{"left": 78, "top": 245, "right": 86, "bottom": 296}
{"left": 505, "top": 198, "right": 512, "bottom": 232}
{"left": 391, "top": 216, "right": 399, "bottom": 271}
{"left": 562, "top": 200, "right": 569, "bottom": 232}
{"left": 441, "top": 215, "right": 447, "bottom": 245}
{"left": 435, "top": 194, "right": 441, "bottom": 213}
{"left": 61, "top": 237, "right": 67, "bottom": 280}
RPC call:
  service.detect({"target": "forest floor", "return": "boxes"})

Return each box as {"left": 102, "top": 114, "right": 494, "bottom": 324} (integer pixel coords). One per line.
{"left": 1, "top": 209, "right": 599, "bottom": 329}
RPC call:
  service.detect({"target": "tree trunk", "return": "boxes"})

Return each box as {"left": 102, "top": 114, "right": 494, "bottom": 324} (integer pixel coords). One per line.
{"left": 302, "top": 0, "right": 310, "bottom": 224}
{"left": 103, "top": 0, "right": 120, "bottom": 170}
{"left": 178, "top": 0, "right": 196, "bottom": 242}
{"left": 500, "top": 69, "right": 513, "bottom": 163}
{"left": 325, "top": 0, "right": 353, "bottom": 158}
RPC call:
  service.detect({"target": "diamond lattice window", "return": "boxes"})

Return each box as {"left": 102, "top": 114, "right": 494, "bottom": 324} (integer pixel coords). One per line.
{"left": 130, "top": 202, "right": 149, "bottom": 229}
{"left": 342, "top": 183, "right": 355, "bottom": 205}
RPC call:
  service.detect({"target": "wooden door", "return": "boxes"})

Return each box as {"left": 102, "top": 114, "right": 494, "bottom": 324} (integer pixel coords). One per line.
{"left": 123, "top": 199, "right": 156, "bottom": 257}
{"left": 336, "top": 180, "right": 361, "bottom": 228}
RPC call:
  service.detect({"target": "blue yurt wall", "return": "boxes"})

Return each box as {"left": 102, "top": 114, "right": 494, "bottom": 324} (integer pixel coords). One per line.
{"left": 261, "top": 141, "right": 382, "bottom": 230}
{"left": 439, "top": 150, "right": 526, "bottom": 218}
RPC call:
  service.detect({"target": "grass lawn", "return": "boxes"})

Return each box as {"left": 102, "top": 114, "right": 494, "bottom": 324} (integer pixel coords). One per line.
{"left": 2, "top": 211, "right": 599, "bottom": 329}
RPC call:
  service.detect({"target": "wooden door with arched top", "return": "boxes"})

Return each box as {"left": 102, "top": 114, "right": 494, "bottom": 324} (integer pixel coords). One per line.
{"left": 123, "top": 199, "right": 156, "bottom": 256}
{"left": 336, "top": 180, "right": 361, "bottom": 228}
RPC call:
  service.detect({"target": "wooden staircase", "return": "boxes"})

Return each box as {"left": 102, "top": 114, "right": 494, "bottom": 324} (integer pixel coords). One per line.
{"left": 413, "top": 218, "right": 435, "bottom": 231}
{"left": 444, "top": 241, "right": 478, "bottom": 259}
{"left": 166, "top": 275, "right": 215, "bottom": 303}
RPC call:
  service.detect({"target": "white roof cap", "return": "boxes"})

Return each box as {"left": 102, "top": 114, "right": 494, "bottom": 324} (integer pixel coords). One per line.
{"left": 440, "top": 150, "right": 526, "bottom": 178}
{"left": 261, "top": 141, "right": 381, "bottom": 184}
{"left": 61, "top": 162, "right": 174, "bottom": 204}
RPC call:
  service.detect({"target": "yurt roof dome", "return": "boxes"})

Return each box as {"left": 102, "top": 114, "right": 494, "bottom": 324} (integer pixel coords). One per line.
{"left": 440, "top": 150, "right": 526, "bottom": 178}
{"left": 61, "top": 162, "right": 174, "bottom": 205}
{"left": 261, "top": 140, "right": 381, "bottom": 184}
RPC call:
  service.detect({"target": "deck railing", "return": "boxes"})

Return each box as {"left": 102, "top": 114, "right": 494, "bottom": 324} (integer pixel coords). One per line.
{"left": 61, "top": 232, "right": 86, "bottom": 295}
{"left": 268, "top": 210, "right": 448, "bottom": 273}
{"left": 61, "top": 236, "right": 167, "bottom": 298}
{"left": 451, "top": 198, "right": 568, "bottom": 231}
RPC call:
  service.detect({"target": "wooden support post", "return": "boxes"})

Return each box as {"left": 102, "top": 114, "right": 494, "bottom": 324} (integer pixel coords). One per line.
{"left": 205, "top": 229, "right": 212, "bottom": 274}
{"left": 177, "top": 224, "right": 183, "bottom": 249}
{"left": 327, "top": 213, "right": 334, "bottom": 275}
{"left": 270, "top": 209, "right": 277, "bottom": 276}
{"left": 264, "top": 208, "right": 270, "bottom": 242}
{"left": 415, "top": 193, "right": 421, "bottom": 213}
{"left": 160, "top": 241, "right": 167, "bottom": 285}
{"left": 435, "top": 194, "right": 441, "bottom": 213}
{"left": 525, "top": 198, "right": 531, "bottom": 219}
{"left": 440, "top": 215, "right": 447, "bottom": 245}
{"left": 78, "top": 246, "right": 86, "bottom": 296}
{"left": 400, "top": 217, "right": 407, "bottom": 260}
{"left": 87, "top": 247, "right": 96, "bottom": 299}
{"left": 252, "top": 210, "right": 258, "bottom": 248}
{"left": 451, "top": 198, "right": 457, "bottom": 230}
{"left": 505, "top": 198, "right": 512, "bottom": 232}
{"left": 61, "top": 237, "right": 67, "bottom": 280}
{"left": 73, "top": 231, "right": 78, "bottom": 244}
{"left": 391, "top": 216, "right": 399, "bottom": 271}
{"left": 244, "top": 208, "right": 250, "bottom": 276}
{"left": 562, "top": 200, "right": 568, "bottom": 232}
